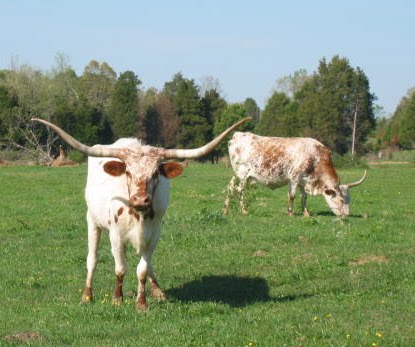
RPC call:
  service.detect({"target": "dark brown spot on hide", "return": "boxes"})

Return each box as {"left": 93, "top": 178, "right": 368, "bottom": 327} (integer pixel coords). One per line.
{"left": 303, "top": 157, "right": 315, "bottom": 175}
{"left": 255, "top": 140, "right": 287, "bottom": 174}
{"left": 310, "top": 146, "right": 339, "bottom": 190}
{"left": 117, "top": 207, "right": 124, "bottom": 216}
{"left": 103, "top": 160, "right": 126, "bottom": 176}
{"left": 129, "top": 208, "right": 140, "bottom": 221}
{"left": 114, "top": 215, "right": 118, "bottom": 224}
{"left": 114, "top": 274, "right": 124, "bottom": 299}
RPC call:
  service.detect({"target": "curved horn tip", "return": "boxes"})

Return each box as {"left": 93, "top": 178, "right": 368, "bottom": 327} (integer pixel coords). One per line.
{"left": 347, "top": 170, "right": 367, "bottom": 189}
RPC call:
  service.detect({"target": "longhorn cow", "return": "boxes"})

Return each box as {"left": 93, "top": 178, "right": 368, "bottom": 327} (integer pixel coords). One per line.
{"left": 32, "top": 117, "right": 251, "bottom": 310}
{"left": 223, "top": 132, "right": 366, "bottom": 217}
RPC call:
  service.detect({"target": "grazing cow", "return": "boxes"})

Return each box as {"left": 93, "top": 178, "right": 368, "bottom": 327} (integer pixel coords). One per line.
{"left": 32, "top": 117, "right": 250, "bottom": 311}
{"left": 223, "top": 132, "right": 366, "bottom": 217}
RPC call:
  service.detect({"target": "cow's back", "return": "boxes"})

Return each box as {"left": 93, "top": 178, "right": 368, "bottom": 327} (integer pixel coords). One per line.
{"left": 228, "top": 132, "right": 324, "bottom": 187}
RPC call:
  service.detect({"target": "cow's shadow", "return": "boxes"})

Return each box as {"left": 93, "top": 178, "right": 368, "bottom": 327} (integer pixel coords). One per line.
{"left": 313, "top": 211, "right": 364, "bottom": 218}
{"left": 166, "top": 275, "right": 311, "bottom": 308}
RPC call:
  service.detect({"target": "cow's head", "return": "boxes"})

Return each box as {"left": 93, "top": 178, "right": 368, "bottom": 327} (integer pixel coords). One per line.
{"left": 322, "top": 171, "right": 367, "bottom": 217}
{"left": 31, "top": 117, "right": 251, "bottom": 213}
{"left": 101, "top": 148, "right": 184, "bottom": 212}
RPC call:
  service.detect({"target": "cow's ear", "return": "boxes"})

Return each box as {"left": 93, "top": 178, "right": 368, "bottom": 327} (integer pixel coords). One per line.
{"left": 159, "top": 162, "right": 183, "bottom": 179}
{"left": 324, "top": 188, "right": 336, "bottom": 197}
{"left": 103, "top": 160, "right": 126, "bottom": 176}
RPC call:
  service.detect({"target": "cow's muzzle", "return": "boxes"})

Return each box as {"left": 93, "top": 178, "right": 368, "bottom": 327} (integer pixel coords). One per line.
{"left": 128, "top": 194, "right": 151, "bottom": 211}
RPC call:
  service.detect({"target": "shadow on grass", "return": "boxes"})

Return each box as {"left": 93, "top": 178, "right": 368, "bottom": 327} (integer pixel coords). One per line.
{"left": 167, "top": 275, "right": 312, "bottom": 307}
{"left": 313, "top": 211, "right": 364, "bottom": 218}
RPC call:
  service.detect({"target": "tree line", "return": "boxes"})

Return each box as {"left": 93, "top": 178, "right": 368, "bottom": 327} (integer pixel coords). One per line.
{"left": 0, "top": 54, "right": 413, "bottom": 163}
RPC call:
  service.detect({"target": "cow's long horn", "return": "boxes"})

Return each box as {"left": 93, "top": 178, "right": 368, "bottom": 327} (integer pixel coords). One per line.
{"left": 345, "top": 170, "right": 367, "bottom": 189}
{"left": 163, "top": 117, "right": 252, "bottom": 159}
{"left": 31, "top": 118, "right": 124, "bottom": 159}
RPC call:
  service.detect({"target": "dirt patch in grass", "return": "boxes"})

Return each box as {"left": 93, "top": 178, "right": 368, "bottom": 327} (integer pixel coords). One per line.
{"left": 348, "top": 255, "right": 388, "bottom": 266}
{"left": 3, "top": 331, "right": 46, "bottom": 343}
{"left": 253, "top": 250, "right": 267, "bottom": 257}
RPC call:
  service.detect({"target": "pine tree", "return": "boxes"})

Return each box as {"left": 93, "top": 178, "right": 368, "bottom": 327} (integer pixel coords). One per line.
{"left": 108, "top": 71, "right": 141, "bottom": 138}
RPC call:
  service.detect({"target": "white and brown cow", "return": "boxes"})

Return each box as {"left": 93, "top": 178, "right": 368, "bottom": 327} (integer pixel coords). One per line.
{"left": 223, "top": 132, "right": 366, "bottom": 217}
{"left": 32, "top": 117, "right": 250, "bottom": 311}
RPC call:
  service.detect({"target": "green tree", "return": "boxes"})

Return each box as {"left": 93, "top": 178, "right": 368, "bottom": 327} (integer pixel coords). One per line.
{"left": 243, "top": 97, "right": 260, "bottom": 124}
{"left": 275, "top": 69, "right": 309, "bottom": 98}
{"left": 0, "top": 84, "right": 19, "bottom": 143}
{"left": 214, "top": 104, "right": 253, "bottom": 156}
{"left": 163, "top": 73, "right": 211, "bottom": 148}
{"left": 256, "top": 92, "right": 297, "bottom": 136}
{"left": 295, "top": 56, "right": 375, "bottom": 154}
{"left": 108, "top": 71, "right": 141, "bottom": 138}
{"left": 388, "top": 88, "right": 415, "bottom": 149}
{"left": 80, "top": 60, "right": 116, "bottom": 113}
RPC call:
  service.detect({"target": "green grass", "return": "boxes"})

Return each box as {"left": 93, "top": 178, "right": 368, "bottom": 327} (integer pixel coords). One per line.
{"left": 1, "top": 163, "right": 414, "bottom": 346}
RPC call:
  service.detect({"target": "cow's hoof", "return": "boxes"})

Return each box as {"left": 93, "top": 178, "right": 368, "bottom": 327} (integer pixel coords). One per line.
{"left": 136, "top": 302, "right": 148, "bottom": 311}
{"left": 81, "top": 287, "right": 93, "bottom": 303}
{"left": 151, "top": 288, "right": 166, "bottom": 301}
{"left": 81, "top": 294, "right": 93, "bottom": 304}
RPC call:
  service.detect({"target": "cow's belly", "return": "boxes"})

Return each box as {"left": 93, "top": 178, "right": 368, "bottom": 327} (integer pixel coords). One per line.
{"left": 250, "top": 174, "right": 290, "bottom": 189}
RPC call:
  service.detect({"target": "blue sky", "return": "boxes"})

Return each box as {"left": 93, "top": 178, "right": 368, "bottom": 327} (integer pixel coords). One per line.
{"left": 1, "top": 0, "right": 414, "bottom": 115}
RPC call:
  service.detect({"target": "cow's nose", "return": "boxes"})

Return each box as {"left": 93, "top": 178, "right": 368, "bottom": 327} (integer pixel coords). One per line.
{"left": 129, "top": 194, "right": 151, "bottom": 209}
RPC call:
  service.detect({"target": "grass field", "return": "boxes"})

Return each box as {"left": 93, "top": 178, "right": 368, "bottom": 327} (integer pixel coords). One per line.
{"left": 1, "top": 162, "right": 414, "bottom": 346}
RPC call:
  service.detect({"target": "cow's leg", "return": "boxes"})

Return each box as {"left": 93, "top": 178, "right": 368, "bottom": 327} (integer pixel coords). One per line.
{"left": 82, "top": 212, "right": 102, "bottom": 303}
{"left": 136, "top": 257, "right": 149, "bottom": 311}
{"left": 148, "top": 265, "right": 166, "bottom": 301}
{"left": 223, "top": 175, "right": 238, "bottom": 215}
{"left": 287, "top": 182, "right": 298, "bottom": 216}
{"left": 299, "top": 186, "right": 310, "bottom": 217}
{"left": 238, "top": 178, "right": 249, "bottom": 214}
{"left": 110, "top": 230, "right": 127, "bottom": 305}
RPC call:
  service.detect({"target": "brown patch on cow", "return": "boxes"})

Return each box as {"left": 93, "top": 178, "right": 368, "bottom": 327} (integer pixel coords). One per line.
{"left": 348, "top": 255, "right": 388, "bottom": 266}
{"left": 113, "top": 274, "right": 124, "bottom": 299}
{"left": 4, "top": 332, "right": 46, "bottom": 343}
{"left": 255, "top": 140, "right": 287, "bottom": 175}
{"left": 315, "top": 146, "right": 339, "bottom": 183}
{"left": 114, "top": 214, "right": 118, "bottom": 224}
{"left": 103, "top": 160, "right": 126, "bottom": 176}
{"left": 303, "top": 157, "right": 315, "bottom": 175}
{"left": 137, "top": 180, "right": 147, "bottom": 197}
{"left": 117, "top": 207, "right": 124, "bottom": 216}
{"left": 129, "top": 208, "right": 140, "bottom": 221}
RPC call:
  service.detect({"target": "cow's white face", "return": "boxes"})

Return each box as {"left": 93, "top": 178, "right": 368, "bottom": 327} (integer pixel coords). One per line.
{"left": 323, "top": 185, "right": 351, "bottom": 217}
{"left": 103, "top": 147, "right": 183, "bottom": 214}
